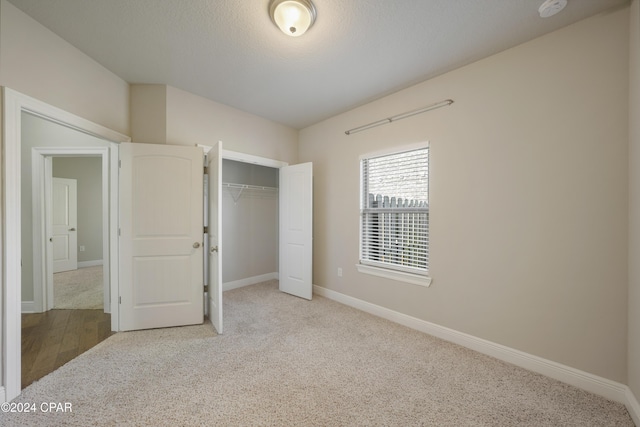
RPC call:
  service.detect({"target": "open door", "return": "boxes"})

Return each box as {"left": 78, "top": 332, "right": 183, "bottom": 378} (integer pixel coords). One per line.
{"left": 52, "top": 177, "right": 78, "bottom": 273}
{"left": 207, "top": 142, "right": 223, "bottom": 334}
{"left": 279, "top": 162, "right": 313, "bottom": 300}
{"left": 119, "top": 143, "right": 204, "bottom": 331}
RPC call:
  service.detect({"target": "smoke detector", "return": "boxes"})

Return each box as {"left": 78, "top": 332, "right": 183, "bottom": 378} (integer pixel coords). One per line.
{"left": 538, "top": 0, "right": 567, "bottom": 18}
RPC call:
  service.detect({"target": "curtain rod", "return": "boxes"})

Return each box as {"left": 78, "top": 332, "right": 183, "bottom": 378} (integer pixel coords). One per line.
{"left": 344, "top": 99, "right": 454, "bottom": 136}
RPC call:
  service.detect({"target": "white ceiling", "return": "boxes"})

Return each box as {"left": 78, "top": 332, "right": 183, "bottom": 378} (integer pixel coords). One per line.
{"left": 7, "top": 0, "right": 629, "bottom": 129}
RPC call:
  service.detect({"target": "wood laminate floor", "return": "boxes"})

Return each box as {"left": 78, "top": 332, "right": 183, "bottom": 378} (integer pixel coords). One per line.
{"left": 21, "top": 309, "right": 114, "bottom": 388}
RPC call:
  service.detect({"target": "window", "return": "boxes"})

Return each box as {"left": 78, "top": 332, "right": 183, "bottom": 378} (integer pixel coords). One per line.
{"left": 358, "top": 145, "right": 431, "bottom": 286}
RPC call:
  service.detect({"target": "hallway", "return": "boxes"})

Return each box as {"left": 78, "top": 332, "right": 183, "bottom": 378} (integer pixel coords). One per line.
{"left": 21, "top": 309, "right": 113, "bottom": 388}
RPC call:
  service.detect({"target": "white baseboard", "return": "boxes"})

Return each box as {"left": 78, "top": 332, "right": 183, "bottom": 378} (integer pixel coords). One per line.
{"left": 78, "top": 260, "right": 103, "bottom": 268}
{"left": 223, "top": 273, "right": 278, "bottom": 292}
{"left": 626, "top": 387, "right": 640, "bottom": 426}
{"left": 313, "top": 285, "right": 638, "bottom": 420}
{"left": 21, "top": 300, "right": 36, "bottom": 313}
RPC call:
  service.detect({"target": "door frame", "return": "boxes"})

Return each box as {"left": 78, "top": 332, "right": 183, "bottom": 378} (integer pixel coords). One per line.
{"left": 118, "top": 143, "right": 204, "bottom": 331}
{"left": 32, "top": 148, "right": 111, "bottom": 313}
{"left": 1, "top": 87, "right": 130, "bottom": 403}
{"left": 222, "top": 149, "right": 288, "bottom": 170}
{"left": 200, "top": 145, "right": 288, "bottom": 317}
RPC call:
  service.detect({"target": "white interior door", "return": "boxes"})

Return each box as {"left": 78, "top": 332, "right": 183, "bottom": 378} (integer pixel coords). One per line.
{"left": 279, "top": 162, "right": 313, "bottom": 300}
{"left": 52, "top": 177, "right": 78, "bottom": 273}
{"left": 119, "top": 143, "right": 204, "bottom": 331}
{"left": 207, "top": 142, "right": 223, "bottom": 334}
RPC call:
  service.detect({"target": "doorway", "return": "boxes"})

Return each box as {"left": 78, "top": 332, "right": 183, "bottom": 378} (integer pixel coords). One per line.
{"left": 23, "top": 125, "right": 113, "bottom": 389}
{"left": 221, "top": 158, "right": 280, "bottom": 291}
{"left": 50, "top": 157, "right": 104, "bottom": 311}
{"left": 2, "top": 87, "right": 129, "bottom": 402}
{"left": 218, "top": 149, "right": 313, "bottom": 299}
{"left": 28, "top": 130, "right": 112, "bottom": 315}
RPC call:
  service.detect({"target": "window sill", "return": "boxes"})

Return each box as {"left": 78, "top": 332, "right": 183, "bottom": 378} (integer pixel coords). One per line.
{"left": 356, "top": 264, "right": 432, "bottom": 287}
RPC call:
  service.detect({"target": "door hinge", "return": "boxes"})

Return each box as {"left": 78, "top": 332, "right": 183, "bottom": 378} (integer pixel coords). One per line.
{"left": 204, "top": 166, "right": 208, "bottom": 175}
{"left": 203, "top": 285, "right": 208, "bottom": 293}
{"left": 119, "top": 159, "right": 122, "bottom": 168}
{"left": 203, "top": 226, "right": 208, "bottom": 234}
{"left": 119, "top": 296, "right": 122, "bottom": 304}
{"left": 118, "top": 228, "right": 121, "bottom": 236}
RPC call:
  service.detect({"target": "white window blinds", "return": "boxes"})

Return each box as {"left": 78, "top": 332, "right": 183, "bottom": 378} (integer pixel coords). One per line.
{"left": 360, "top": 146, "right": 429, "bottom": 275}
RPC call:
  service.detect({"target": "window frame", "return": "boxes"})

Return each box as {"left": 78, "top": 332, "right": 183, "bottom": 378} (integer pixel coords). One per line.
{"left": 357, "top": 142, "right": 432, "bottom": 287}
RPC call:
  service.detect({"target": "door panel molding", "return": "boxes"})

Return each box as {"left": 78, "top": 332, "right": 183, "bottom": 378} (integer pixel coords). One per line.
{"left": 119, "top": 143, "right": 204, "bottom": 331}
{"left": 279, "top": 162, "right": 313, "bottom": 300}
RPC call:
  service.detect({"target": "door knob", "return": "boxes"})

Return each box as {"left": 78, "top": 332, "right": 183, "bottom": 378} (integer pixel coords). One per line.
{"left": 69, "top": 228, "right": 76, "bottom": 231}
{"left": 193, "top": 242, "right": 201, "bottom": 249}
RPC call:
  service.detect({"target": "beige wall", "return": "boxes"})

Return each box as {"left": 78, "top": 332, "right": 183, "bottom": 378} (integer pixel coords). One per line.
{"left": 165, "top": 86, "right": 298, "bottom": 164}
{"left": 629, "top": 0, "right": 640, "bottom": 399}
{"left": 129, "top": 84, "right": 298, "bottom": 163}
{"left": 0, "top": 0, "right": 129, "bottom": 135}
{"left": 130, "top": 84, "right": 167, "bottom": 144}
{"left": 300, "top": 8, "right": 630, "bottom": 382}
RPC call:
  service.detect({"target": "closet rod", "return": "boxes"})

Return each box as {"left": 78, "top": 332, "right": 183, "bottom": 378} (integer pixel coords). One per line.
{"left": 344, "top": 99, "right": 454, "bottom": 136}
{"left": 223, "top": 182, "right": 277, "bottom": 191}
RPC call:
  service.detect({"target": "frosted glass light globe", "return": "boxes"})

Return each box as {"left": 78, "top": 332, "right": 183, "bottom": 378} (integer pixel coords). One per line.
{"left": 270, "top": 0, "right": 316, "bottom": 37}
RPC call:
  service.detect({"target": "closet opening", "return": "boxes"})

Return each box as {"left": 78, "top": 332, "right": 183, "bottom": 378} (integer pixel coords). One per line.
{"left": 221, "top": 159, "right": 280, "bottom": 292}
{"left": 203, "top": 144, "right": 312, "bottom": 335}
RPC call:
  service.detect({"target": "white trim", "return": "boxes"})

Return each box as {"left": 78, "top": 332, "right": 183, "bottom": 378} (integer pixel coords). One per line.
{"left": 3, "top": 87, "right": 25, "bottom": 403}
{"left": 223, "top": 273, "right": 279, "bottom": 292}
{"left": 313, "top": 285, "right": 632, "bottom": 407}
{"left": 359, "top": 144, "right": 430, "bottom": 279}
{"left": 109, "top": 142, "right": 120, "bottom": 329}
{"left": 222, "top": 148, "right": 289, "bottom": 169}
{"left": 359, "top": 141, "right": 429, "bottom": 161}
{"left": 31, "top": 152, "right": 47, "bottom": 312}
{"left": 17, "top": 98, "right": 128, "bottom": 144}
{"left": 78, "top": 260, "right": 104, "bottom": 268}
{"left": 199, "top": 144, "right": 289, "bottom": 169}
{"left": 356, "top": 263, "right": 432, "bottom": 287}
{"left": 2, "top": 87, "right": 130, "bottom": 403}
{"left": 626, "top": 387, "right": 640, "bottom": 426}
{"left": 32, "top": 147, "right": 111, "bottom": 314}
{"left": 21, "top": 301, "right": 36, "bottom": 314}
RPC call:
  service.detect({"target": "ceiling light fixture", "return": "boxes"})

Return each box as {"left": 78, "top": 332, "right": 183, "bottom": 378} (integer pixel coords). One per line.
{"left": 538, "top": 0, "right": 567, "bottom": 18}
{"left": 269, "top": 0, "right": 317, "bottom": 37}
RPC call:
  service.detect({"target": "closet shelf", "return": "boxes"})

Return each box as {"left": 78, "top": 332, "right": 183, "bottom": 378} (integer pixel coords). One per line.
{"left": 222, "top": 182, "right": 278, "bottom": 191}
{"left": 223, "top": 182, "right": 278, "bottom": 203}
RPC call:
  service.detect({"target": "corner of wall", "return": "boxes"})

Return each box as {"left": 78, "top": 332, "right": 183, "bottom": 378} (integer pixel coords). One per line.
{"left": 629, "top": 0, "right": 640, "bottom": 405}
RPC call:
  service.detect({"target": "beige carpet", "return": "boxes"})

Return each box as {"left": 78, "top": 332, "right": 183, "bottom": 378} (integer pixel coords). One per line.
{"left": 2, "top": 281, "right": 634, "bottom": 426}
{"left": 53, "top": 266, "right": 103, "bottom": 310}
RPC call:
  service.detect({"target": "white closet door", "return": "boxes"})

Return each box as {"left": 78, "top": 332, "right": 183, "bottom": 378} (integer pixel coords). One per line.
{"left": 279, "top": 162, "right": 313, "bottom": 300}
{"left": 207, "top": 142, "right": 223, "bottom": 334}
{"left": 52, "top": 177, "right": 78, "bottom": 273}
{"left": 119, "top": 143, "right": 204, "bottom": 331}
